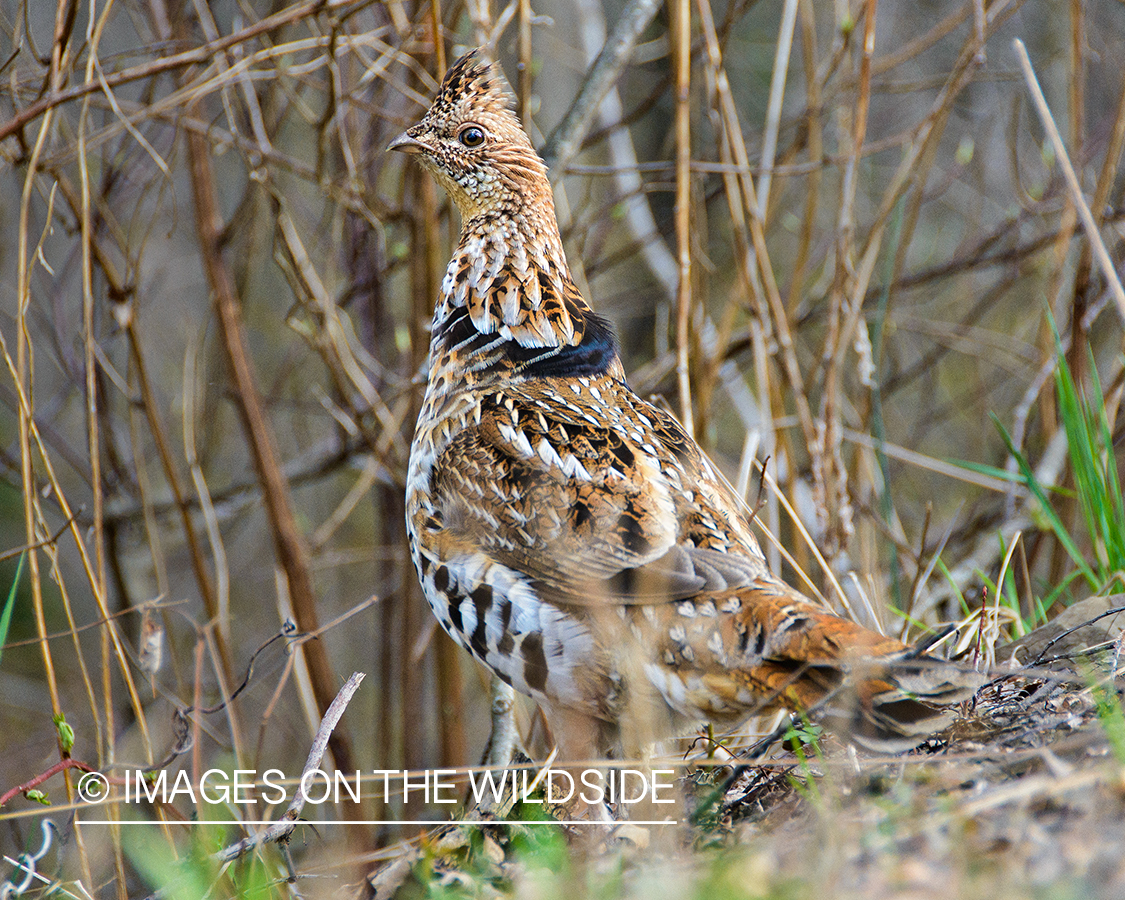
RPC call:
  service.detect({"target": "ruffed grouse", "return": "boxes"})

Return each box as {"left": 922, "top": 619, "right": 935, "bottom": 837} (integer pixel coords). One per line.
{"left": 392, "top": 50, "right": 976, "bottom": 764}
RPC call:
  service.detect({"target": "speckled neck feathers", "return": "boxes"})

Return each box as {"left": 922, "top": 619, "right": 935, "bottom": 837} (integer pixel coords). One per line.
{"left": 397, "top": 50, "right": 620, "bottom": 385}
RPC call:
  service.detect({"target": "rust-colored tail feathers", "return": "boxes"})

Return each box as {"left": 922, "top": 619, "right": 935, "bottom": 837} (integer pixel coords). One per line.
{"left": 726, "top": 588, "right": 980, "bottom": 751}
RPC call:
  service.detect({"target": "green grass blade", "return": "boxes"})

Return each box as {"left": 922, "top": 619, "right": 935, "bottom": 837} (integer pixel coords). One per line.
{"left": 0, "top": 552, "right": 24, "bottom": 668}
{"left": 1086, "top": 349, "right": 1125, "bottom": 563}
{"left": 992, "top": 413, "right": 1098, "bottom": 587}
{"left": 1048, "top": 319, "right": 1125, "bottom": 584}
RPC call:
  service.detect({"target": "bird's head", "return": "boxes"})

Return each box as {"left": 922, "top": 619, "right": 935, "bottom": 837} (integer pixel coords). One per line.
{"left": 389, "top": 50, "right": 549, "bottom": 222}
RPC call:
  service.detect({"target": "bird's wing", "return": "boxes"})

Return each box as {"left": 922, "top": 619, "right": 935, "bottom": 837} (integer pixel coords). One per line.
{"left": 430, "top": 384, "right": 769, "bottom": 605}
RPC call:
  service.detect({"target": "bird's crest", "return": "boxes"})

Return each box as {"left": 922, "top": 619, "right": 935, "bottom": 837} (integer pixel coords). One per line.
{"left": 429, "top": 49, "right": 514, "bottom": 125}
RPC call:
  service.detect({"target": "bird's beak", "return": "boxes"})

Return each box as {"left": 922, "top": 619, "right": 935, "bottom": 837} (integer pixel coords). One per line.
{"left": 388, "top": 131, "right": 426, "bottom": 155}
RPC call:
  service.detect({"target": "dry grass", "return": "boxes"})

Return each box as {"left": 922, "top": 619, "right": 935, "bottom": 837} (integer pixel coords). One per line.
{"left": 1, "top": 0, "right": 1124, "bottom": 897}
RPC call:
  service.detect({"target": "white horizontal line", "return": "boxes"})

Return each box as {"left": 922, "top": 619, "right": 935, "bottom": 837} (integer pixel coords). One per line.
{"left": 78, "top": 819, "right": 680, "bottom": 827}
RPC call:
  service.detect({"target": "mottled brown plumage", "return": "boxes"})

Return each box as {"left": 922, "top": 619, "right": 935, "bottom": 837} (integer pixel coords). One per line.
{"left": 394, "top": 50, "right": 977, "bottom": 762}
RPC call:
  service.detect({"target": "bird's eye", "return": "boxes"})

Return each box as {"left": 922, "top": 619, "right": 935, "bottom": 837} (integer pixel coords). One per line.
{"left": 458, "top": 126, "right": 486, "bottom": 148}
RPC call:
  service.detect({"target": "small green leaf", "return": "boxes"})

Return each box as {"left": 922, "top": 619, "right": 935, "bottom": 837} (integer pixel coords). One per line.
{"left": 784, "top": 722, "right": 823, "bottom": 747}
{"left": 54, "top": 713, "right": 75, "bottom": 755}
{"left": 25, "top": 789, "right": 50, "bottom": 805}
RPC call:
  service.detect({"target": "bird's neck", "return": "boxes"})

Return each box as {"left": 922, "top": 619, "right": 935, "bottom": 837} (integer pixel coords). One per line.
{"left": 426, "top": 191, "right": 622, "bottom": 388}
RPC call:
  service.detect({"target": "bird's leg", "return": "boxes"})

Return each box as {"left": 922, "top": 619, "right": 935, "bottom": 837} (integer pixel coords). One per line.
{"left": 484, "top": 676, "right": 522, "bottom": 767}
{"left": 541, "top": 705, "right": 618, "bottom": 839}
{"left": 471, "top": 676, "right": 527, "bottom": 817}
{"left": 541, "top": 703, "right": 655, "bottom": 848}
{"left": 541, "top": 702, "right": 602, "bottom": 761}
{"left": 540, "top": 701, "right": 605, "bottom": 817}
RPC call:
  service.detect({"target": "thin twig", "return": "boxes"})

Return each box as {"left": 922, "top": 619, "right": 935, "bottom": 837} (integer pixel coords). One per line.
{"left": 214, "top": 672, "right": 365, "bottom": 862}
{"left": 671, "top": 0, "right": 694, "bottom": 435}
{"left": 756, "top": 0, "right": 798, "bottom": 216}
{"left": 1012, "top": 38, "right": 1125, "bottom": 323}
{"left": 0, "top": 759, "right": 97, "bottom": 809}
{"left": 0, "top": 0, "right": 371, "bottom": 144}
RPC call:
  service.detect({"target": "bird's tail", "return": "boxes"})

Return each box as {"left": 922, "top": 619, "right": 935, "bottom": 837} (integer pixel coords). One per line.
{"left": 814, "top": 649, "right": 983, "bottom": 752}
{"left": 730, "top": 584, "right": 984, "bottom": 752}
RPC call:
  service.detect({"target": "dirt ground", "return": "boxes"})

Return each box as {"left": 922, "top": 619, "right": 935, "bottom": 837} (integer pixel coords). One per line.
{"left": 365, "top": 596, "right": 1125, "bottom": 900}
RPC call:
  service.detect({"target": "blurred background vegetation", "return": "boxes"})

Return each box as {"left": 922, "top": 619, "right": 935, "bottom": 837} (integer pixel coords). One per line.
{"left": 1, "top": 0, "right": 1123, "bottom": 895}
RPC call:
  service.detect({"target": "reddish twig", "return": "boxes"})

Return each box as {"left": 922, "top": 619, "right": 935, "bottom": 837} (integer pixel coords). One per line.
{"left": 0, "top": 758, "right": 95, "bottom": 808}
